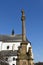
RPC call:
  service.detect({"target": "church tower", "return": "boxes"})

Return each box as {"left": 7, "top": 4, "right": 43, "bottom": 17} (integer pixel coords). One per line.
{"left": 16, "top": 10, "right": 34, "bottom": 65}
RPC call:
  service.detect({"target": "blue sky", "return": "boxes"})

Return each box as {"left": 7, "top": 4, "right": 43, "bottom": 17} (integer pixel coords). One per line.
{"left": 0, "top": 0, "right": 43, "bottom": 62}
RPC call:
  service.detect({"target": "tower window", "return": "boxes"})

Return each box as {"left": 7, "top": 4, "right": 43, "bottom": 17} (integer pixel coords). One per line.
{"left": 7, "top": 46, "right": 9, "bottom": 49}
{"left": 13, "top": 57, "right": 15, "bottom": 61}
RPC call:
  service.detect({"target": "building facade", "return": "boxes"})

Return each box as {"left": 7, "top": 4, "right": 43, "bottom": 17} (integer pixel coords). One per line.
{"left": 0, "top": 34, "right": 32, "bottom": 65}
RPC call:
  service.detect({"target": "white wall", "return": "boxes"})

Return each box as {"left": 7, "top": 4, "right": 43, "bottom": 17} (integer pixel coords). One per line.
{"left": 0, "top": 41, "right": 2, "bottom": 51}
{"left": 9, "top": 61, "right": 16, "bottom": 65}
{"left": 1, "top": 42, "right": 20, "bottom": 51}
{"left": 8, "top": 56, "right": 17, "bottom": 65}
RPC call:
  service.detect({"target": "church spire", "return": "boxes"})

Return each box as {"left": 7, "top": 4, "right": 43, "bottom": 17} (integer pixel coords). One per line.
{"left": 21, "top": 9, "right": 26, "bottom": 42}
{"left": 12, "top": 29, "right": 14, "bottom": 35}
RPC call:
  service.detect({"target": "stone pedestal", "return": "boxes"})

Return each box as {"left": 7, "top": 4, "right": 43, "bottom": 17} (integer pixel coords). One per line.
{"left": 16, "top": 42, "right": 34, "bottom": 65}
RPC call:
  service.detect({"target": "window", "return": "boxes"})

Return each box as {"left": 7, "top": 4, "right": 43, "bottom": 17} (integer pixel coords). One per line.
{"left": 13, "top": 57, "right": 15, "bottom": 61}
{"left": 7, "top": 46, "right": 9, "bottom": 49}
{"left": 13, "top": 64, "right": 15, "bottom": 65}
{"left": 6, "top": 58, "right": 8, "bottom": 61}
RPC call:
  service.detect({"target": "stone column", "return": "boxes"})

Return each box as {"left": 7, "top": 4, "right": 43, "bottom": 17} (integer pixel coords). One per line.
{"left": 21, "top": 9, "right": 26, "bottom": 42}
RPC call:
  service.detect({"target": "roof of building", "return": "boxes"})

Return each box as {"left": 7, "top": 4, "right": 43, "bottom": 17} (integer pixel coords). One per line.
{"left": 0, "top": 34, "right": 30, "bottom": 43}
{"left": 0, "top": 50, "right": 17, "bottom": 56}
{"left": 35, "top": 62, "right": 43, "bottom": 65}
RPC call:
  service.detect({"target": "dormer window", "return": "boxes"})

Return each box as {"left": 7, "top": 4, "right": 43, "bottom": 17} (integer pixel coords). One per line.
{"left": 13, "top": 57, "right": 15, "bottom": 61}
{"left": 7, "top": 46, "right": 9, "bottom": 49}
